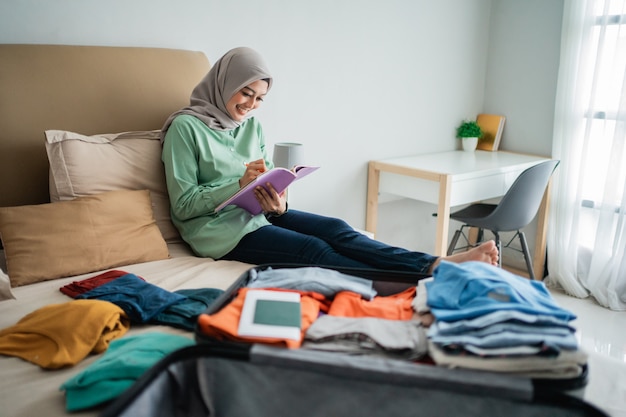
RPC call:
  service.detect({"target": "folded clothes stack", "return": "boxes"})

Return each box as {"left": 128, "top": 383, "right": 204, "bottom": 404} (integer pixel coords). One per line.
{"left": 425, "top": 261, "right": 587, "bottom": 379}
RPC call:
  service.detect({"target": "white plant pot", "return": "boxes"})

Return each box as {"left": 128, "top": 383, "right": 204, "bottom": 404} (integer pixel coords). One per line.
{"left": 462, "top": 137, "right": 478, "bottom": 152}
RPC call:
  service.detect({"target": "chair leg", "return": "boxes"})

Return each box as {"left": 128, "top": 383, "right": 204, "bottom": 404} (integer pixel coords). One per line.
{"left": 518, "top": 231, "right": 535, "bottom": 280}
{"left": 494, "top": 232, "right": 502, "bottom": 268}
{"left": 447, "top": 229, "right": 462, "bottom": 256}
{"left": 476, "top": 228, "right": 484, "bottom": 244}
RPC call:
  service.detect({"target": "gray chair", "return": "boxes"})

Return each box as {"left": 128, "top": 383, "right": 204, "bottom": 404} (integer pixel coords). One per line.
{"left": 446, "top": 159, "right": 560, "bottom": 280}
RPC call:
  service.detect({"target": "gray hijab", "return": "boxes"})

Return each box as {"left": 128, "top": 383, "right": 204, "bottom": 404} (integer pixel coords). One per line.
{"left": 161, "top": 46, "right": 272, "bottom": 140}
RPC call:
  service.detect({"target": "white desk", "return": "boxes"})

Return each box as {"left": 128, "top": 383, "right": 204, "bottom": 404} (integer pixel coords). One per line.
{"left": 366, "top": 150, "right": 552, "bottom": 279}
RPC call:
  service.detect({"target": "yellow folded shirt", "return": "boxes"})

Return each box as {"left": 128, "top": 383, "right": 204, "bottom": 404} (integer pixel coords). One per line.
{"left": 0, "top": 299, "right": 130, "bottom": 369}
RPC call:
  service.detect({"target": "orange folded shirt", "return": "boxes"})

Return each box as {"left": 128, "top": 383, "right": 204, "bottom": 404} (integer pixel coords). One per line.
{"left": 328, "top": 287, "right": 416, "bottom": 320}
{"left": 197, "top": 287, "right": 330, "bottom": 349}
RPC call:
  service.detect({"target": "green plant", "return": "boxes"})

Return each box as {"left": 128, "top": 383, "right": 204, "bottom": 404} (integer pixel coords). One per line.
{"left": 456, "top": 120, "right": 483, "bottom": 139}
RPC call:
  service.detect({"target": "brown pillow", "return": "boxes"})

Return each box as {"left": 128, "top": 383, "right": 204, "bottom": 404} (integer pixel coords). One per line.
{"left": 44, "top": 129, "right": 181, "bottom": 243}
{"left": 0, "top": 189, "right": 170, "bottom": 287}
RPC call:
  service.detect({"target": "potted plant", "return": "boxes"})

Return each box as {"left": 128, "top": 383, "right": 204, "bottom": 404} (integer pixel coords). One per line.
{"left": 456, "top": 119, "right": 483, "bottom": 151}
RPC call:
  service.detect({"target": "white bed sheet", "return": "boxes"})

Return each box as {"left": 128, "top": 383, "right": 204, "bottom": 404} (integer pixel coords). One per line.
{"left": 0, "top": 243, "right": 252, "bottom": 417}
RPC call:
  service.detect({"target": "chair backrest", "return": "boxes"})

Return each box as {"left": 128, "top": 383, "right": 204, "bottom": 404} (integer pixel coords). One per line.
{"left": 487, "top": 159, "right": 560, "bottom": 231}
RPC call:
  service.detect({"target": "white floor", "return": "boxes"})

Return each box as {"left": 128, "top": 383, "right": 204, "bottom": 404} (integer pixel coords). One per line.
{"left": 549, "top": 287, "right": 626, "bottom": 417}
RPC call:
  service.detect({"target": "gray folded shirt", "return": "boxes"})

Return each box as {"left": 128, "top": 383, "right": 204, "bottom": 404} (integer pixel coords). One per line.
{"left": 303, "top": 315, "right": 428, "bottom": 360}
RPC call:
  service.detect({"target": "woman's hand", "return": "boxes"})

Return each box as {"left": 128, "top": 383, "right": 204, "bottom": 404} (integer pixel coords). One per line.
{"left": 239, "top": 158, "right": 267, "bottom": 187}
{"left": 254, "top": 182, "right": 287, "bottom": 216}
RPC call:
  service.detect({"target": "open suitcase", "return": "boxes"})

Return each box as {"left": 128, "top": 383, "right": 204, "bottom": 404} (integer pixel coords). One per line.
{"left": 102, "top": 264, "right": 608, "bottom": 417}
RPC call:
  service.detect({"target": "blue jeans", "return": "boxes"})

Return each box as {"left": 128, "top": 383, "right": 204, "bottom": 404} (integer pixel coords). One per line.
{"left": 221, "top": 210, "right": 438, "bottom": 274}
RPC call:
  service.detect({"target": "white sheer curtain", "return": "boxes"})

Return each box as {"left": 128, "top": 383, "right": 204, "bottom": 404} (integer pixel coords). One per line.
{"left": 547, "top": 0, "right": 626, "bottom": 310}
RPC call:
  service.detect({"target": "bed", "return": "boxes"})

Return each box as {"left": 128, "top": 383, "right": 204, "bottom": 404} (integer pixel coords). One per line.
{"left": 0, "top": 44, "right": 254, "bottom": 417}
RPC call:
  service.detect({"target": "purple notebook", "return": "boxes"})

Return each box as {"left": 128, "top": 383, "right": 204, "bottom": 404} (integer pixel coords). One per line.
{"left": 215, "top": 165, "right": 319, "bottom": 215}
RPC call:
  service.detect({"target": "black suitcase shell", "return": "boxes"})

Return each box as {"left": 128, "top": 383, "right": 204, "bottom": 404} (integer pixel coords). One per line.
{"left": 101, "top": 343, "right": 607, "bottom": 417}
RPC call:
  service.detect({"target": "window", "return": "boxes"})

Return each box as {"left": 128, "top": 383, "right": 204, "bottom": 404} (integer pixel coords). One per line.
{"left": 579, "top": 0, "right": 626, "bottom": 248}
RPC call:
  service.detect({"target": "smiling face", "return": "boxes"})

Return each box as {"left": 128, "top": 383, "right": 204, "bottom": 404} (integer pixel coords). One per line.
{"left": 225, "top": 79, "right": 269, "bottom": 122}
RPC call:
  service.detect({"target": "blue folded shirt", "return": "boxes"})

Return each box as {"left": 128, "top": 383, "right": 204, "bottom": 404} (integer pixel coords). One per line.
{"left": 151, "top": 288, "right": 224, "bottom": 330}
{"left": 426, "top": 261, "right": 576, "bottom": 322}
{"left": 77, "top": 273, "right": 186, "bottom": 323}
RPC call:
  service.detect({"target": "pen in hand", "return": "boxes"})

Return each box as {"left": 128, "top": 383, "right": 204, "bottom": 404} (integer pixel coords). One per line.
{"left": 240, "top": 158, "right": 267, "bottom": 187}
{"left": 244, "top": 159, "right": 267, "bottom": 174}
{"left": 243, "top": 162, "right": 264, "bottom": 171}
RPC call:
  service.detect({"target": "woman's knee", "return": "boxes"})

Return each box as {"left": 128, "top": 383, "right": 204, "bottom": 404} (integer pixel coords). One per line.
{"left": 319, "top": 215, "right": 351, "bottom": 231}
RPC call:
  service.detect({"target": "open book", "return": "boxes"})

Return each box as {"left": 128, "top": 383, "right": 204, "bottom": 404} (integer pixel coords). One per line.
{"left": 215, "top": 165, "right": 319, "bottom": 215}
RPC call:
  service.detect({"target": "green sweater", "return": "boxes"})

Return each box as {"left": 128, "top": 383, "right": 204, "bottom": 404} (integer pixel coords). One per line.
{"left": 162, "top": 114, "right": 271, "bottom": 258}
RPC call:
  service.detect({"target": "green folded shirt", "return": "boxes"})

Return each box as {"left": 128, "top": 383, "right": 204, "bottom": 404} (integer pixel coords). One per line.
{"left": 60, "top": 332, "right": 194, "bottom": 411}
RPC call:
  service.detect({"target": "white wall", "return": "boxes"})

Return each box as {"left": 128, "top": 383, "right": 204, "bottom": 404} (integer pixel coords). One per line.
{"left": 0, "top": 0, "right": 563, "bottom": 259}
{"left": 485, "top": 0, "right": 563, "bottom": 157}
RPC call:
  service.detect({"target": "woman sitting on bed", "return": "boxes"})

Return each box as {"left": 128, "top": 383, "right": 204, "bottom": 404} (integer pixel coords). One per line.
{"left": 160, "top": 46, "right": 498, "bottom": 275}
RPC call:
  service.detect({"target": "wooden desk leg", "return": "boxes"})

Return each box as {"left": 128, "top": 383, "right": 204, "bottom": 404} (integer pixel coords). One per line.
{"left": 365, "top": 162, "right": 380, "bottom": 238}
{"left": 533, "top": 181, "right": 552, "bottom": 280}
{"left": 435, "top": 174, "right": 452, "bottom": 256}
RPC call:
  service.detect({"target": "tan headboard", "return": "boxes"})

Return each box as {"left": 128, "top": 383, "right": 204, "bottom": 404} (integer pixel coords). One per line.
{"left": 0, "top": 44, "right": 210, "bottom": 208}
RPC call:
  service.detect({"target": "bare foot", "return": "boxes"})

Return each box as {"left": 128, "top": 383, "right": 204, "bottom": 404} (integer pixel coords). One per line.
{"left": 428, "top": 240, "right": 499, "bottom": 274}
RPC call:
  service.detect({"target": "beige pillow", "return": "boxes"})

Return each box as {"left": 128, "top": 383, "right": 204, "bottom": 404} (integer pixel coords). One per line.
{"left": 45, "top": 129, "right": 181, "bottom": 243}
{"left": 0, "top": 189, "right": 170, "bottom": 287}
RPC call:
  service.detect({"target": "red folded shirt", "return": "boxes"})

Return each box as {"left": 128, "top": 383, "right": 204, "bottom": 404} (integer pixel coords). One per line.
{"left": 60, "top": 270, "right": 144, "bottom": 298}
